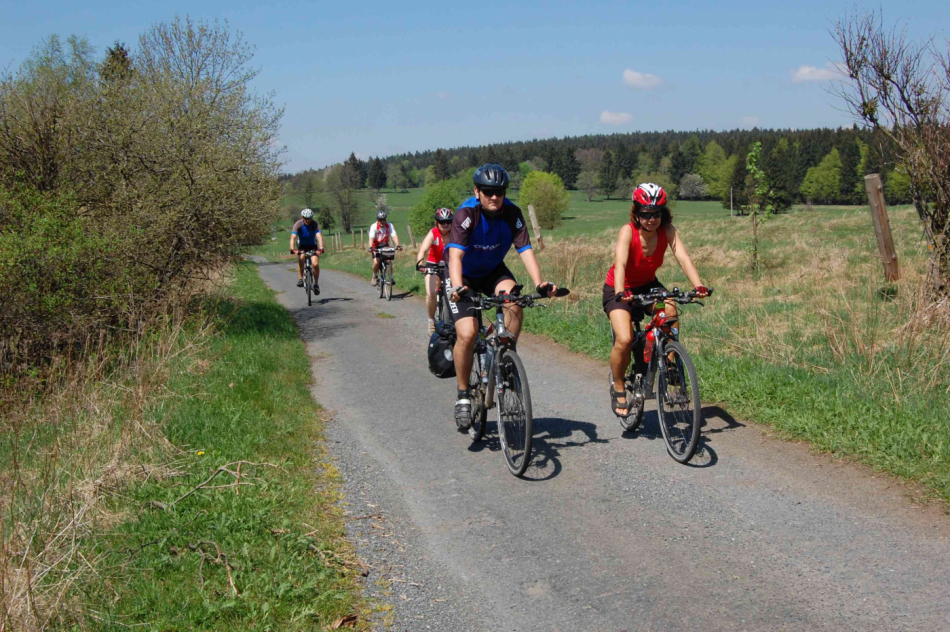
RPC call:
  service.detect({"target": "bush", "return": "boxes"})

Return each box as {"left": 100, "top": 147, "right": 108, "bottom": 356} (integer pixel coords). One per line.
{"left": 408, "top": 179, "right": 466, "bottom": 239}
{"left": 518, "top": 171, "right": 569, "bottom": 229}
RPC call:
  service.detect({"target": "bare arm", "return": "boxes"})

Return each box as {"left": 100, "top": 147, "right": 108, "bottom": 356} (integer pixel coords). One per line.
{"left": 667, "top": 225, "right": 703, "bottom": 289}
{"left": 517, "top": 248, "right": 547, "bottom": 290}
{"left": 613, "top": 224, "right": 633, "bottom": 296}
{"left": 289, "top": 233, "right": 297, "bottom": 252}
{"left": 448, "top": 247, "right": 465, "bottom": 296}
{"left": 416, "top": 231, "right": 434, "bottom": 265}
{"left": 317, "top": 232, "right": 325, "bottom": 252}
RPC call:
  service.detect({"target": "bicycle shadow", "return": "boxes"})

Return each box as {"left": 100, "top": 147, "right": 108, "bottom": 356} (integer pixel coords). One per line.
{"left": 523, "top": 417, "right": 609, "bottom": 482}
{"left": 618, "top": 405, "right": 743, "bottom": 469}
{"left": 288, "top": 300, "right": 357, "bottom": 341}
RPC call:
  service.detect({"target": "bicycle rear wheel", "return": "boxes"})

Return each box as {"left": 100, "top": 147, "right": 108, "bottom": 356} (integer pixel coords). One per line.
{"left": 468, "top": 352, "right": 487, "bottom": 442}
{"left": 305, "top": 267, "right": 313, "bottom": 306}
{"left": 656, "top": 340, "right": 701, "bottom": 463}
{"left": 496, "top": 349, "right": 533, "bottom": 476}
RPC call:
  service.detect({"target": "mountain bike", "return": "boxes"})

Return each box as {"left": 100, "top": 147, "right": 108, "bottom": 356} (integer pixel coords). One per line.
{"left": 297, "top": 247, "right": 323, "bottom": 306}
{"left": 462, "top": 285, "right": 570, "bottom": 476}
{"left": 371, "top": 246, "right": 399, "bottom": 300}
{"left": 418, "top": 261, "right": 448, "bottom": 322}
{"left": 610, "top": 287, "right": 711, "bottom": 463}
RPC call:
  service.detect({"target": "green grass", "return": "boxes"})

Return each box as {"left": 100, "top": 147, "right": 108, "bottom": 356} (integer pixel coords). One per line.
{"left": 81, "top": 263, "right": 364, "bottom": 629}
{"left": 308, "top": 186, "right": 950, "bottom": 505}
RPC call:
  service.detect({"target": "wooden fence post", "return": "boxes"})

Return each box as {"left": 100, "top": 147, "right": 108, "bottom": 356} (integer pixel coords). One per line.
{"left": 864, "top": 174, "right": 900, "bottom": 282}
{"left": 406, "top": 225, "right": 417, "bottom": 248}
{"left": 527, "top": 205, "right": 545, "bottom": 252}
{"left": 360, "top": 228, "right": 364, "bottom": 249}
{"left": 352, "top": 231, "right": 357, "bottom": 248}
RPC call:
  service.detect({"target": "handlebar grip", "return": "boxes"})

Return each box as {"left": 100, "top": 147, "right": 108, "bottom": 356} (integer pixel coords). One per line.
{"left": 553, "top": 287, "right": 570, "bottom": 297}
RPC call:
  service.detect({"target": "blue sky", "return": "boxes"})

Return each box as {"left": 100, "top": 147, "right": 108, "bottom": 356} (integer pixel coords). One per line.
{"left": 2, "top": 0, "right": 947, "bottom": 172}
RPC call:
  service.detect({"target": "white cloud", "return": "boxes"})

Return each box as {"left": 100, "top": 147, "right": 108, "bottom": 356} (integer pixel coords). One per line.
{"left": 435, "top": 91, "right": 449, "bottom": 99}
{"left": 600, "top": 111, "right": 633, "bottom": 125}
{"left": 742, "top": 116, "right": 759, "bottom": 126}
{"left": 791, "top": 62, "right": 844, "bottom": 83}
{"left": 623, "top": 69, "right": 662, "bottom": 89}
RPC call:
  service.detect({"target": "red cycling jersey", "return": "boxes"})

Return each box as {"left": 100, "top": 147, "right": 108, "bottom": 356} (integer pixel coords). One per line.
{"left": 426, "top": 227, "right": 446, "bottom": 263}
{"left": 605, "top": 224, "right": 668, "bottom": 289}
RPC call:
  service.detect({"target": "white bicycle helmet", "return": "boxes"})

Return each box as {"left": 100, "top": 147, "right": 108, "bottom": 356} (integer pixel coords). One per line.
{"left": 301, "top": 208, "right": 314, "bottom": 219}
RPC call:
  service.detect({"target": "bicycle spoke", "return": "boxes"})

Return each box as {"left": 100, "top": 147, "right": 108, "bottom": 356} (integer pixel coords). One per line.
{"left": 656, "top": 342, "right": 701, "bottom": 463}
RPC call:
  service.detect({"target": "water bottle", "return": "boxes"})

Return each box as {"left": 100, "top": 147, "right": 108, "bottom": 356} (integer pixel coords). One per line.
{"left": 644, "top": 329, "right": 655, "bottom": 364}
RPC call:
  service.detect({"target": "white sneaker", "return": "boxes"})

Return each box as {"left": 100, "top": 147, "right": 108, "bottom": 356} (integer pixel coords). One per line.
{"left": 371, "top": 276, "right": 378, "bottom": 286}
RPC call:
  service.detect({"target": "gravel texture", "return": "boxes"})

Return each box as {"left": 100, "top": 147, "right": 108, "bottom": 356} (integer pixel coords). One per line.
{"left": 257, "top": 261, "right": 950, "bottom": 631}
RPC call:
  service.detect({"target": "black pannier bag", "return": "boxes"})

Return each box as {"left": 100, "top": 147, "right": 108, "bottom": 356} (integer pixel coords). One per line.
{"left": 427, "top": 321, "right": 457, "bottom": 378}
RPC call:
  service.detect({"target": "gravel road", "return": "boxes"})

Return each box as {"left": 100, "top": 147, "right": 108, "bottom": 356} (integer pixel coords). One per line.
{"left": 256, "top": 261, "right": 950, "bottom": 631}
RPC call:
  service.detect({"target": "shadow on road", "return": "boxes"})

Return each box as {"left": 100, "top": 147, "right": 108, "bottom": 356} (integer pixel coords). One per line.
{"left": 288, "top": 301, "right": 357, "bottom": 340}
{"left": 523, "top": 417, "right": 609, "bottom": 482}
{"left": 618, "top": 405, "right": 742, "bottom": 469}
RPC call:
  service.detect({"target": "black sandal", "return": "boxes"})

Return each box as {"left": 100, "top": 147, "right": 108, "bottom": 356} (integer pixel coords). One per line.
{"left": 455, "top": 391, "right": 472, "bottom": 431}
{"left": 610, "top": 386, "right": 630, "bottom": 418}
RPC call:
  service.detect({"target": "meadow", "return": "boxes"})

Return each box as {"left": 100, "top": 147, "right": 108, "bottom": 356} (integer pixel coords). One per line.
{"left": 266, "top": 187, "right": 950, "bottom": 505}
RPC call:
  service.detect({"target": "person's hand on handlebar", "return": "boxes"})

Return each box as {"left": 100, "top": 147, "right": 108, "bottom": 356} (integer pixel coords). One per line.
{"left": 450, "top": 285, "right": 468, "bottom": 302}
{"left": 617, "top": 289, "right": 635, "bottom": 304}
{"left": 290, "top": 248, "right": 297, "bottom": 255}
{"left": 693, "top": 285, "right": 711, "bottom": 298}
{"left": 416, "top": 260, "right": 425, "bottom": 272}
{"left": 535, "top": 282, "right": 559, "bottom": 297}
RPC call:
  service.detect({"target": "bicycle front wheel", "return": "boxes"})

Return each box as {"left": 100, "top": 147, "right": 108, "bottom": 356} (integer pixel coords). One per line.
{"left": 656, "top": 340, "right": 701, "bottom": 463}
{"left": 496, "top": 350, "right": 533, "bottom": 476}
{"left": 378, "top": 263, "right": 386, "bottom": 299}
{"left": 305, "top": 268, "right": 313, "bottom": 306}
{"left": 385, "top": 266, "right": 393, "bottom": 301}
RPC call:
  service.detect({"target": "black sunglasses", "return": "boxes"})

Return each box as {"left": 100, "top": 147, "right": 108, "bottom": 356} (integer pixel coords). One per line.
{"left": 437, "top": 219, "right": 452, "bottom": 225}
{"left": 479, "top": 187, "right": 507, "bottom": 198}
{"left": 638, "top": 209, "right": 662, "bottom": 221}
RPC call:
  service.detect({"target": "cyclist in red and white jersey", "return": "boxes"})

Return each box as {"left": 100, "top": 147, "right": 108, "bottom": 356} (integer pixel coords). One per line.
{"left": 368, "top": 210, "right": 401, "bottom": 286}
{"left": 604, "top": 183, "right": 709, "bottom": 417}
{"left": 415, "top": 207, "right": 453, "bottom": 333}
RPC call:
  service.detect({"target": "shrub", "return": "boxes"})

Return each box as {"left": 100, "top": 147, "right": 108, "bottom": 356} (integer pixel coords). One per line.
{"left": 408, "top": 180, "right": 466, "bottom": 239}
{"left": 518, "top": 171, "right": 569, "bottom": 230}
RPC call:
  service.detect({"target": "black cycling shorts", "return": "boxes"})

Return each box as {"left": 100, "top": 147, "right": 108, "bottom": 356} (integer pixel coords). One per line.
{"left": 602, "top": 279, "right": 667, "bottom": 322}
{"left": 446, "top": 263, "right": 517, "bottom": 322}
{"left": 298, "top": 244, "right": 320, "bottom": 254}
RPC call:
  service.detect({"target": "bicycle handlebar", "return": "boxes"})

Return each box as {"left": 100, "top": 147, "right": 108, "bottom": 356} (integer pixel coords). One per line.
{"left": 628, "top": 286, "right": 713, "bottom": 305}
{"left": 467, "top": 286, "right": 570, "bottom": 309}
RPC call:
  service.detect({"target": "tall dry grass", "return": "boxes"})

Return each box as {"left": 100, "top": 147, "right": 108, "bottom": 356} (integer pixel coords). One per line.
{"left": 0, "top": 308, "right": 213, "bottom": 630}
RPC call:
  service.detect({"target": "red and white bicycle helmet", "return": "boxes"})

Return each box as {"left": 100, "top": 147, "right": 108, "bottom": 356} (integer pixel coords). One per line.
{"left": 435, "top": 207, "right": 453, "bottom": 221}
{"left": 632, "top": 183, "right": 667, "bottom": 207}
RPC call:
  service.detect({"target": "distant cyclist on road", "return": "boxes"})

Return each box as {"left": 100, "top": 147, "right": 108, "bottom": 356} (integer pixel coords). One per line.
{"left": 415, "top": 207, "right": 453, "bottom": 334}
{"left": 603, "top": 183, "right": 709, "bottom": 417}
{"left": 290, "top": 208, "right": 326, "bottom": 294}
{"left": 445, "top": 164, "right": 560, "bottom": 431}
{"left": 368, "top": 209, "right": 401, "bottom": 286}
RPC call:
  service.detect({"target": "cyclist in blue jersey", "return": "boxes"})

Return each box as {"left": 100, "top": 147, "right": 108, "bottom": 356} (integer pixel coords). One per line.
{"left": 444, "top": 164, "right": 560, "bottom": 430}
{"left": 290, "top": 208, "right": 326, "bottom": 293}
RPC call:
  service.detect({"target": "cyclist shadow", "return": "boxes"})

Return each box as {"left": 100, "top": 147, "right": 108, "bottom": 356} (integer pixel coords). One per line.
{"left": 619, "top": 406, "right": 744, "bottom": 469}
{"left": 526, "top": 417, "right": 609, "bottom": 482}
{"left": 386, "top": 291, "right": 414, "bottom": 301}
{"left": 466, "top": 417, "right": 605, "bottom": 482}
{"left": 289, "top": 300, "right": 357, "bottom": 340}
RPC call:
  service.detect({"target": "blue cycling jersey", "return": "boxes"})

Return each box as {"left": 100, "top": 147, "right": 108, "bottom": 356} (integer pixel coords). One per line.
{"left": 444, "top": 196, "right": 531, "bottom": 278}
{"left": 292, "top": 219, "right": 322, "bottom": 246}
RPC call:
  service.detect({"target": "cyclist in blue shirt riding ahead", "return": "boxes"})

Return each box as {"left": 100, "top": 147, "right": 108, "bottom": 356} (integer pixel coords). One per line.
{"left": 445, "top": 164, "right": 560, "bottom": 431}
{"left": 290, "top": 208, "right": 326, "bottom": 293}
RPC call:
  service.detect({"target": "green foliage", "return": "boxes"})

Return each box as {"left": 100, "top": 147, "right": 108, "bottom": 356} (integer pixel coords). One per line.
{"left": 698, "top": 141, "right": 728, "bottom": 199}
{"left": 317, "top": 206, "right": 335, "bottom": 231}
{"left": 600, "top": 150, "right": 619, "bottom": 198}
{"left": 800, "top": 148, "right": 843, "bottom": 204}
{"left": 367, "top": 156, "right": 387, "bottom": 191}
{"left": 432, "top": 148, "right": 449, "bottom": 182}
{"left": 885, "top": 168, "right": 913, "bottom": 204}
{"left": 518, "top": 171, "right": 569, "bottom": 229}
{"left": 408, "top": 179, "right": 466, "bottom": 238}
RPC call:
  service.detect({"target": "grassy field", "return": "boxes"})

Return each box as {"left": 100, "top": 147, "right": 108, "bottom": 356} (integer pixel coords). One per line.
{"left": 281, "top": 188, "right": 950, "bottom": 505}
{"left": 1, "top": 264, "right": 365, "bottom": 630}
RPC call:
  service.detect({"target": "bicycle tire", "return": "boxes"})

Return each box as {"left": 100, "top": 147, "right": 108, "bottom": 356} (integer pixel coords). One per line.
{"left": 496, "top": 349, "right": 533, "bottom": 476}
{"left": 305, "top": 267, "right": 313, "bottom": 306}
{"left": 609, "top": 369, "right": 643, "bottom": 432}
{"left": 468, "top": 352, "right": 487, "bottom": 442}
{"left": 656, "top": 340, "right": 701, "bottom": 463}
{"left": 385, "top": 265, "right": 393, "bottom": 301}
{"left": 378, "top": 262, "right": 386, "bottom": 299}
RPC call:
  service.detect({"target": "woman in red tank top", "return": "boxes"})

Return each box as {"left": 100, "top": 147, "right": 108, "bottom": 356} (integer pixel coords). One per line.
{"left": 415, "top": 208, "right": 454, "bottom": 334}
{"left": 604, "top": 184, "right": 709, "bottom": 417}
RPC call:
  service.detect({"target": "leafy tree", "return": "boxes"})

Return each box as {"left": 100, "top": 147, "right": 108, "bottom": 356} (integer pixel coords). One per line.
{"left": 698, "top": 141, "right": 728, "bottom": 199}
{"left": 678, "top": 174, "right": 708, "bottom": 200}
{"left": 519, "top": 171, "right": 569, "bottom": 229}
{"left": 432, "top": 148, "right": 449, "bottom": 182}
{"left": 577, "top": 168, "right": 599, "bottom": 202}
{"left": 408, "top": 179, "right": 465, "bottom": 238}
{"left": 884, "top": 168, "right": 912, "bottom": 204}
{"left": 836, "top": 129, "right": 862, "bottom": 204}
{"left": 303, "top": 178, "right": 315, "bottom": 209}
{"left": 635, "top": 151, "right": 655, "bottom": 176}
{"left": 386, "top": 162, "right": 408, "bottom": 191}
{"left": 483, "top": 145, "right": 497, "bottom": 165}
{"left": 615, "top": 143, "right": 634, "bottom": 179}
{"left": 327, "top": 163, "right": 360, "bottom": 232}
{"left": 551, "top": 146, "right": 580, "bottom": 189}
{"left": 765, "top": 138, "right": 794, "bottom": 212}
{"left": 725, "top": 150, "right": 750, "bottom": 211}
{"left": 800, "top": 148, "right": 843, "bottom": 204}
{"left": 101, "top": 40, "right": 133, "bottom": 83}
